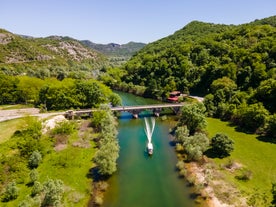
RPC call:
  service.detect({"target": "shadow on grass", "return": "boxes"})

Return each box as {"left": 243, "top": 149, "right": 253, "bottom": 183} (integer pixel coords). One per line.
{"left": 226, "top": 121, "right": 256, "bottom": 134}
{"left": 204, "top": 148, "right": 230, "bottom": 159}
{"left": 256, "top": 135, "right": 276, "bottom": 144}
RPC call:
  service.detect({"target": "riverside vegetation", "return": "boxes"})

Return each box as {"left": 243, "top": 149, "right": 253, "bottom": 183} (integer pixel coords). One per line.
{"left": 0, "top": 104, "right": 119, "bottom": 206}
{"left": 0, "top": 15, "right": 276, "bottom": 206}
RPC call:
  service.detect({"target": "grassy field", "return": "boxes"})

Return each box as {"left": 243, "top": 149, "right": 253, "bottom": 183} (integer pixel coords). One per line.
{"left": 0, "top": 118, "right": 96, "bottom": 207}
{"left": 206, "top": 117, "right": 276, "bottom": 202}
{"left": 0, "top": 118, "right": 26, "bottom": 143}
{"left": 0, "top": 104, "right": 34, "bottom": 110}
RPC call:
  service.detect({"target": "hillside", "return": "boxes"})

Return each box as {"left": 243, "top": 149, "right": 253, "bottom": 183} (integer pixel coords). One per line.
{"left": 81, "top": 40, "right": 145, "bottom": 57}
{"left": 121, "top": 16, "right": 276, "bottom": 97}
{"left": 0, "top": 29, "right": 107, "bottom": 78}
{"left": 81, "top": 40, "right": 145, "bottom": 66}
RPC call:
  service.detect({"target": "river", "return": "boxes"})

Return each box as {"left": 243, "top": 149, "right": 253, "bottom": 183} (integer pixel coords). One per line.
{"left": 102, "top": 91, "right": 195, "bottom": 207}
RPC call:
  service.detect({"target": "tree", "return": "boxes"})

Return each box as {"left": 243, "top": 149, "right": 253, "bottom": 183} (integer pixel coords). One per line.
{"left": 42, "top": 179, "right": 64, "bottom": 207}
{"left": 179, "top": 103, "right": 207, "bottom": 134}
{"left": 211, "top": 133, "right": 234, "bottom": 158}
{"left": 109, "top": 93, "right": 122, "bottom": 107}
{"left": 235, "top": 103, "right": 269, "bottom": 133}
{"left": 92, "top": 105, "right": 119, "bottom": 176}
{"left": 183, "top": 132, "right": 209, "bottom": 161}
{"left": 175, "top": 126, "right": 189, "bottom": 143}
{"left": 29, "top": 169, "right": 39, "bottom": 184}
{"left": 2, "top": 181, "right": 19, "bottom": 202}
{"left": 28, "top": 150, "right": 42, "bottom": 169}
{"left": 93, "top": 140, "right": 119, "bottom": 176}
{"left": 266, "top": 114, "right": 276, "bottom": 139}
{"left": 31, "top": 181, "right": 43, "bottom": 197}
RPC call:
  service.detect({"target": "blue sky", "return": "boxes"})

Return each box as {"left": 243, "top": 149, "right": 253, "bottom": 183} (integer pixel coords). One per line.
{"left": 1, "top": 0, "right": 275, "bottom": 44}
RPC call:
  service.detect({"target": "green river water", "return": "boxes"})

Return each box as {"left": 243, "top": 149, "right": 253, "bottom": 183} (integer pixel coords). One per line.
{"left": 102, "top": 91, "right": 195, "bottom": 207}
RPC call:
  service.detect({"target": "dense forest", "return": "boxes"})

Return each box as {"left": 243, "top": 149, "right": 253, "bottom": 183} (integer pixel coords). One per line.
{"left": 100, "top": 16, "right": 276, "bottom": 136}
{"left": 0, "top": 74, "right": 122, "bottom": 110}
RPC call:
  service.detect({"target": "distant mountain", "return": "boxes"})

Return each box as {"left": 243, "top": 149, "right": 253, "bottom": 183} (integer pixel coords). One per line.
{"left": 81, "top": 40, "right": 146, "bottom": 57}
{"left": 0, "top": 29, "right": 107, "bottom": 78}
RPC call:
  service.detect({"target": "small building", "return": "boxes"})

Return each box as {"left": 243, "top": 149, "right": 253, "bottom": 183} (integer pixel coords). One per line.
{"left": 167, "top": 91, "right": 181, "bottom": 102}
{"left": 167, "top": 91, "right": 188, "bottom": 102}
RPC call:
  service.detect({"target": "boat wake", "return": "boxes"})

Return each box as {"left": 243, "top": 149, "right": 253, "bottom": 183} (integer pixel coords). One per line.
{"left": 144, "top": 117, "right": 155, "bottom": 155}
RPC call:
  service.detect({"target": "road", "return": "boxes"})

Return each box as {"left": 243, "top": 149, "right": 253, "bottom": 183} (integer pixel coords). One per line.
{"left": 0, "top": 108, "right": 64, "bottom": 122}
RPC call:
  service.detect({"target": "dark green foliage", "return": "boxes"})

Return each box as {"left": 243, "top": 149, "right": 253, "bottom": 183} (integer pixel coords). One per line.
{"left": 179, "top": 103, "right": 207, "bottom": 135}
{"left": 28, "top": 151, "right": 42, "bottom": 169}
{"left": 210, "top": 133, "right": 234, "bottom": 158}
{"left": 122, "top": 17, "right": 276, "bottom": 96}
{"left": 93, "top": 105, "right": 119, "bottom": 176}
{"left": 272, "top": 182, "right": 276, "bottom": 206}
{"left": 0, "top": 74, "right": 21, "bottom": 104}
{"left": 175, "top": 126, "right": 189, "bottom": 143}
{"left": 266, "top": 114, "right": 276, "bottom": 138}
{"left": 108, "top": 93, "right": 122, "bottom": 107}
{"left": 254, "top": 78, "right": 276, "bottom": 113}
{"left": 1, "top": 181, "right": 19, "bottom": 202}
{"left": 29, "top": 169, "right": 39, "bottom": 184}
{"left": 119, "top": 16, "right": 276, "bottom": 133}
{"left": 182, "top": 132, "right": 210, "bottom": 161}
{"left": 31, "top": 181, "right": 42, "bottom": 197}
{"left": 13, "top": 118, "right": 46, "bottom": 157}
{"left": 234, "top": 103, "right": 269, "bottom": 133}
{"left": 37, "top": 78, "right": 119, "bottom": 110}
{"left": 42, "top": 179, "right": 64, "bottom": 207}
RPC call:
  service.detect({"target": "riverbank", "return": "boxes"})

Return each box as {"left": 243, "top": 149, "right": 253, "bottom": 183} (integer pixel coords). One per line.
{"left": 183, "top": 157, "right": 248, "bottom": 207}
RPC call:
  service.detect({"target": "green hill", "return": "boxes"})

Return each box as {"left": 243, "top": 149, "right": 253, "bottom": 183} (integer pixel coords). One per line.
{"left": 121, "top": 16, "right": 276, "bottom": 98}
{"left": 81, "top": 40, "right": 146, "bottom": 66}
{"left": 0, "top": 29, "right": 107, "bottom": 78}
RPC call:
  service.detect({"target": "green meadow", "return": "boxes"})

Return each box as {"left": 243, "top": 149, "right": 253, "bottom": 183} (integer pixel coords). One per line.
{"left": 206, "top": 117, "right": 276, "bottom": 200}
{"left": 0, "top": 118, "right": 96, "bottom": 207}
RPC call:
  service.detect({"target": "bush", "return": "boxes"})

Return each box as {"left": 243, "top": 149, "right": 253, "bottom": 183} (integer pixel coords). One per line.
{"left": 211, "top": 133, "right": 234, "bottom": 158}
{"left": 2, "top": 181, "right": 19, "bottom": 202}
{"left": 235, "top": 168, "right": 253, "bottom": 181}
{"left": 183, "top": 133, "right": 210, "bottom": 161}
{"left": 51, "top": 121, "right": 76, "bottom": 135}
{"left": 29, "top": 169, "right": 39, "bottom": 184}
{"left": 28, "top": 150, "right": 42, "bottom": 169}
{"left": 31, "top": 181, "right": 43, "bottom": 197}
{"left": 42, "top": 179, "right": 64, "bottom": 207}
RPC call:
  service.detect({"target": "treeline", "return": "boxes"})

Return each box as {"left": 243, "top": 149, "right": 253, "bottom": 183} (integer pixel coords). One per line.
{"left": 0, "top": 73, "right": 121, "bottom": 110}
{"left": 104, "top": 16, "right": 276, "bottom": 135}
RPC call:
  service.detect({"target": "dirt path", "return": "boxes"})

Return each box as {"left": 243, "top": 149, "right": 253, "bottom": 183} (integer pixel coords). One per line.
{"left": 0, "top": 108, "right": 65, "bottom": 122}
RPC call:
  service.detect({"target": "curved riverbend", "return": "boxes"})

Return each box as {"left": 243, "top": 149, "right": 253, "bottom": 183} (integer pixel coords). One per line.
{"left": 102, "top": 92, "right": 195, "bottom": 207}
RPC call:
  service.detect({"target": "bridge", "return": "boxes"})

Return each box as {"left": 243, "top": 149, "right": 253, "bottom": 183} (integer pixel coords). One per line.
{"left": 65, "top": 103, "right": 185, "bottom": 119}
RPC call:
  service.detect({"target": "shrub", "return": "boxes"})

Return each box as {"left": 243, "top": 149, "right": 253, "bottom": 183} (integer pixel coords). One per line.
{"left": 51, "top": 121, "right": 76, "bottom": 135}
{"left": 2, "top": 181, "right": 19, "bottom": 202}
{"left": 211, "top": 133, "right": 234, "bottom": 158}
{"left": 42, "top": 179, "right": 64, "bottom": 207}
{"left": 28, "top": 150, "right": 42, "bottom": 169}
{"left": 29, "top": 169, "right": 39, "bottom": 184}
{"left": 183, "top": 133, "right": 210, "bottom": 161}
{"left": 235, "top": 168, "right": 253, "bottom": 181}
{"left": 31, "top": 181, "right": 43, "bottom": 197}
